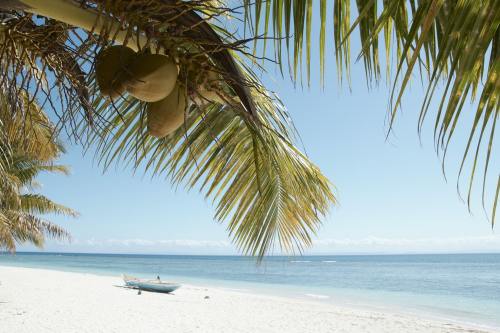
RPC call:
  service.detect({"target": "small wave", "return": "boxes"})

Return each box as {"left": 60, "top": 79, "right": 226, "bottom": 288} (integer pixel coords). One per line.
{"left": 289, "top": 260, "right": 311, "bottom": 263}
{"left": 305, "top": 293, "right": 330, "bottom": 299}
{"left": 322, "top": 260, "right": 336, "bottom": 263}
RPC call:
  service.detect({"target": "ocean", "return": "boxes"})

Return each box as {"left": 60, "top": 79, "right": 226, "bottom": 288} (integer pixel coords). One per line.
{"left": 1, "top": 252, "right": 499, "bottom": 329}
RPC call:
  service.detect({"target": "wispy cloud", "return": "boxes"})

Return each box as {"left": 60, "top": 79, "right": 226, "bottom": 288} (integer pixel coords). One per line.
{"left": 49, "top": 235, "right": 500, "bottom": 254}
{"left": 82, "top": 238, "right": 231, "bottom": 248}
{"left": 311, "top": 235, "right": 500, "bottom": 253}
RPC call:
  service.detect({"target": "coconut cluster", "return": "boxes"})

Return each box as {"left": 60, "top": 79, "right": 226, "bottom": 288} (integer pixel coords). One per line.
{"left": 95, "top": 45, "right": 186, "bottom": 138}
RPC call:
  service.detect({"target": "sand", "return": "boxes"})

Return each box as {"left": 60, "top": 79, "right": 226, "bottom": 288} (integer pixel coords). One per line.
{"left": 0, "top": 266, "right": 497, "bottom": 333}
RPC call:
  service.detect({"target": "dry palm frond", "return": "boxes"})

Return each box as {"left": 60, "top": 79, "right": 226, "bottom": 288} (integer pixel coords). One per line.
{"left": 20, "top": 194, "right": 78, "bottom": 218}
{"left": 0, "top": 93, "right": 76, "bottom": 252}
{"left": 0, "top": 211, "right": 71, "bottom": 251}
{"left": 0, "top": 0, "right": 261, "bottom": 133}
{"left": 0, "top": 93, "right": 65, "bottom": 161}
{"left": 0, "top": 13, "right": 91, "bottom": 134}
{"left": 246, "top": 0, "right": 499, "bottom": 225}
{"left": 0, "top": 151, "right": 75, "bottom": 252}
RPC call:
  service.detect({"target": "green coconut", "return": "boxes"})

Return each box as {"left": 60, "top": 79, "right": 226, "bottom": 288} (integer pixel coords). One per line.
{"left": 95, "top": 45, "right": 136, "bottom": 99}
{"left": 126, "top": 53, "right": 178, "bottom": 103}
{"left": 146, "top": 84, "right": 186, "bottom": 138}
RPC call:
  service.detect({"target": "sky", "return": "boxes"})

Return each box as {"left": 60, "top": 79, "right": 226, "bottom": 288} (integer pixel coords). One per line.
{"left": 17, "top": 9, "right": 500, "bottom": 255}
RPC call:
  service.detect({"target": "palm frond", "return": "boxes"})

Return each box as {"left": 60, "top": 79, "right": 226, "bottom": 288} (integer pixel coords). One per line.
{"left": 0, "top": 93, "right": 65, "bottom": 161}
{"left": 82, "top": 81, "right": 334, "bottom": 257}
{"left": 20, "top": 194, "right": 79, "bottom": 217}
{"left": 0, "top": 0, "right": 336, "bottom": 256}
{"left": 245, "top": 0, "right": 499, "bottom": 225}
{"left": 0, "top": 212, "right": 16, "bottom": 251}
{"left": 0, "top": 13, "right": 91, "bottom": 135}
{"left": 1, "top": 211, "right": 70, "bottom": 248}
{"left": 7, "top": 154, "right": 69, "bottom": 186}
{"left": 0, "top": 91, "right": 77, "bottom": 252}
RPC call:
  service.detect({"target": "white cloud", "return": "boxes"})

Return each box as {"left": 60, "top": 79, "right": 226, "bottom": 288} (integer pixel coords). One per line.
{"left": 67, "top": 238, "right": 232, "bottom": 250}
{"left": 103, "top": 239, "right": 231, "bottom": 248}
{"left": 310, "top": 235, "right": 500, "bottom": 253}
{"left": 40, "top": 235, "right": 500, "bottom": 254}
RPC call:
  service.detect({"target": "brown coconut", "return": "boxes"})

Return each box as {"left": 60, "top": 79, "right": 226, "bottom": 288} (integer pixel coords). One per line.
{"left": 126, "top": 53, "right": 178, "bottom": 103}
{"left": 95, "top": 45, "right": 136, "bottom": 100}
{"left": 146, "top": 84, "right": 186, "bottom": 138}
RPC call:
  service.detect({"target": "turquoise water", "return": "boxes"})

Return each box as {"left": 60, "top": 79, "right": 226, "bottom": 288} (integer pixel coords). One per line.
{"left": 1, "top": 252, "right": 499, "bottom": 328}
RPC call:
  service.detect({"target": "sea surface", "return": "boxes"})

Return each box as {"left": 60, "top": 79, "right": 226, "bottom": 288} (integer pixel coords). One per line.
{"left": 1, "top": 252, "right": 499, "bottom": 328}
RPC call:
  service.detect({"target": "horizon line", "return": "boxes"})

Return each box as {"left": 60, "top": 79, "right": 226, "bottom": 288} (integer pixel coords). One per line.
{"left": 4, "top": 250, "right": 500, "bottom": 257}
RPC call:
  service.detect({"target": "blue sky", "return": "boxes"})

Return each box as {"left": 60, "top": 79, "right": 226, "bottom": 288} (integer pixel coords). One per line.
{"left": 18, "top": 12, "right": 500, "bottom": 255}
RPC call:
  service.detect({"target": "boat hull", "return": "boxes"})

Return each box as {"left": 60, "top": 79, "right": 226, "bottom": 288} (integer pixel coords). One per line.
{"left": 135, "top": 282, "right": 181, "bottom": 293}
{"left": 122, "top": 274, "right": 180, "bottom": 293}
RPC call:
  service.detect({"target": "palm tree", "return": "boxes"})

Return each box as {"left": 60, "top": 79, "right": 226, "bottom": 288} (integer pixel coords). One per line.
{"left": 0, "top": 94, "right": 78, "bottom": 252}
{"left": 0, "top": 0, "right": 496, "bottom": 257}
{"left": 0, "top": 0, "right": 336, "bottom": 257}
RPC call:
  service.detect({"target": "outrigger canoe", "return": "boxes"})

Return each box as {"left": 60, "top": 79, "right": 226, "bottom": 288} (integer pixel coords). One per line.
{"left": 122, "top": 274, "right": 181, "bottom": 293}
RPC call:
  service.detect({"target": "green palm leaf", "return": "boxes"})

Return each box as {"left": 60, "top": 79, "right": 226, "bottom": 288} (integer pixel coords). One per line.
{"left": 83, "top": 83, "right": 334, "bottom": 256}
{"left": 245, "top": 0, "right": 499, "bottom": 225}
{"left": 20, "top": 194, "right": 79, "bottom": 217}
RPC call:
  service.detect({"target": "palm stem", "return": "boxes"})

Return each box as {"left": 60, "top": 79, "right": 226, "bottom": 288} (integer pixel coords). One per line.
{"left": 19, "top": 0, "right": 146, "bottom": 51}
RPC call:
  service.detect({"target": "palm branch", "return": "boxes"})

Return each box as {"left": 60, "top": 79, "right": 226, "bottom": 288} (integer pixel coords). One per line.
{"left": 0, "top": 152, "right": 76, "bottom": 251}
{"left": 83, "top": 90, "right": 333, "bottom": 256}
{"left": 0, "top": 1, "right": 336, "bottom": 256}
{"left": 244, "top": 0, "right": 499, "bottom": 224}
{"left": 0, "top": 93, "right": 65, "bottom": 162}
{"left": 0, "top": 94, "right": 77, "bottom": 252}
{"left": 0, "top": 152, "right": 75, "bottom": 251}
{"left": 0, "top": 211, "right": 70, "bottom": 250}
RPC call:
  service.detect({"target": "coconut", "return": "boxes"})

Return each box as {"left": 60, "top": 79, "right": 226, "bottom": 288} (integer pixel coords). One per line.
{"left": 95, "top": 45, "right": 136, "bottom": 100}
{"left": 126, "top": 53, "right": 178, "bottom": 103}
{"left": 146, "top": 84, "right": 186, "bottom": 138}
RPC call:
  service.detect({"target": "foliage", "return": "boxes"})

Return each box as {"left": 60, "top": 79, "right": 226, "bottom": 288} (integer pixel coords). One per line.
{"left": 0, "top": 95, "right": 77, "bottom": 252}
{"left": 244, "top": 0, "right": 499, "bottom": 224}
{"left": 2, "top": 0, "right": 494, "bottom": 255}
{"left": 0, "top": 1, "right": 336, "bottom": 256}
{"left": 83, "top": 89, "right": 334, "bottom": 257}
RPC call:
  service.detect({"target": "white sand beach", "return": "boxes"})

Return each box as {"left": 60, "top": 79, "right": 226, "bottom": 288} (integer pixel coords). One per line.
{"left": 0, "top": 266, "right": 497, "bottom": 333}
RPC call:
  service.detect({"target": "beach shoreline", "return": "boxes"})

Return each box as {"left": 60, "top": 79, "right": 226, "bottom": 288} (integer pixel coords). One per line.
{"left": 1, "top": 265, "right": 498, "bottom": 333}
